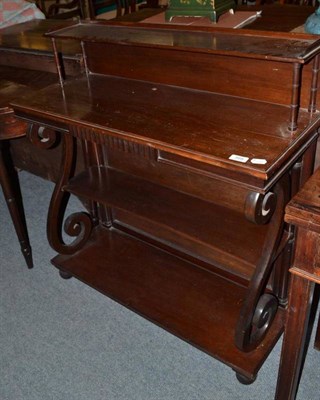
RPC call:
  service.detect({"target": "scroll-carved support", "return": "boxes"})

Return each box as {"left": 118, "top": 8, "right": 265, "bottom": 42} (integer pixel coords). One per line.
{"left": 48, "top": 131, "right": 92, "bottom": 254}
{"left": 30, "top": 124, "right": 92, "bottom": 254}
{"left": 28, "top": 124, "right": 58, "bottom": 149}
{"left": 235, "top": 176, "right": 289, "bottom": 352}
{"left": 244, "top": 191, "right": 277, "bottom": 225}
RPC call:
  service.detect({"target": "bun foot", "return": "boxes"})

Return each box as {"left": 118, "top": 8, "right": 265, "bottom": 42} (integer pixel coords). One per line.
{"left": 235, "top": 372, "right": 256, "bottom": 385}
{"left": 59, "top": 270, "right": 73, "bottom": 279}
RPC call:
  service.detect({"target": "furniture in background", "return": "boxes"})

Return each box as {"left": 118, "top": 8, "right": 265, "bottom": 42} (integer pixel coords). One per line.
{"left": 87, "top": 0, "right": 136, "bottom": 18}
{"left": 279, "top": 0, "right": 316, "bottom": 5}
{"left": 0, "top": 0, "right": 45, "bottom": 29}
{"left": 0, "top": 20, "right": 81, "bottom": 268}
{"left": 0, "top": 68, "right": 58, "bottom": 269}
{"left": 36, "top": 0, "right": 85, "bottom": 19}
{"left": 237, "top": 3, "right": 316, "bottom": 32}
{"left": 10, "top": 19, "right": 320, "bottom": 385}
{"left": 315, "top": 315, "right": 320, "bottom": 350}
{"left": 0, "top": 19, "right": 82, "bottom": 182}
{"left": 0, "top": 103, "right": 32, "bottom": 268}
{"left": 275, "top": 168, "right": 320, "bottom": 400}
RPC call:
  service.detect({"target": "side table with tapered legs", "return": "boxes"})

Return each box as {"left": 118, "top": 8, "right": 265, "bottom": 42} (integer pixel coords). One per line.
{"left": 0, "top": 108, "right": 33, "bottom": 269}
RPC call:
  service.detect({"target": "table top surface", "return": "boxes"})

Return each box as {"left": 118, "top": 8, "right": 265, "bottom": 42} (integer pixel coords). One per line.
{"left": 10, "top": 73, "right": 319, "bottom": 186}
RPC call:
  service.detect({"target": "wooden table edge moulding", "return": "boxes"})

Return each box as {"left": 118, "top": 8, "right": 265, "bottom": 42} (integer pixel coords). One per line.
{"left": 275, "top": 167, "right": 320, "bottom": 400}
{"left": 9, "top": 17, "right": 320, "bottom": 387}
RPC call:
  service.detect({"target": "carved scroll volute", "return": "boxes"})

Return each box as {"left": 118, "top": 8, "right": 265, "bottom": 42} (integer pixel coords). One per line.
{"left": 46, "top": 131, "right": 92, "bottom": 255}
{"left": 236, "top": 175, "right": 290, "bottom": 352}
{"left": 28, "top": 123, "right": 57, "bottom": 149}
{"left": 244, "top": 190, "right": 277, "bottom": 225}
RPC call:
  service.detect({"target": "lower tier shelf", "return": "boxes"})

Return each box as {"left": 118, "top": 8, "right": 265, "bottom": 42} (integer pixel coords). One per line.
{"left": 52, "top": 225, "right": 284, "bottom": 380}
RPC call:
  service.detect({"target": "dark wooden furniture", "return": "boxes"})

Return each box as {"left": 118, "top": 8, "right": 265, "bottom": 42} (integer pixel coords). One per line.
{"left": 0, "top": 67, "right": 58, "bottom": 268}
{"left": 0, "top": 19, "right": 82, "bottom": 182}
{"left": 315, "top": 315, "right": 320, "bottom": 350}
{"left": 0, "top": 90, "right": 32, "bottom": 268}
{"left": 275, "top": 168, "right": 320, "bottom": 400}
{"left": 10, "top": 19, "right": 320, "bottom": 384}
{"left": 36, "top": 0, "right": 85, "bottom": 19}
{"left": 243, "top": 3, "right": 316, "bottom": 32}
{"left": 115, "top": 3, "right": 315, "bottom": 30}
{"left": 0, "top": 5, "right": 317, "bottom": 183}
{"left": 0, "top": 20, "right": 82, "bottom": 267}
{"left": 87, "top": 0, "right": 136, "bottom": 19}
{"left": 0, "top": 19, "right": 81, "bottom": 76}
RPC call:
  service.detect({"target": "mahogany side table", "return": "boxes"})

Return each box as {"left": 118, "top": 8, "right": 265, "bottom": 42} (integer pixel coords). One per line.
{"left": 275, "top": 167, "right": 320, "bottom": 400}
{"left": 0, "top": 67, "right": 58, "bottom": 269}
{"left": 0, "top": 108, "right": 33, "bottom": 268}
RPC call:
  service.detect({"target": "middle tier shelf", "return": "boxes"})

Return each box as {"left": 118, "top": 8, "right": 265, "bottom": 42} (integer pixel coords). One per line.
{"left": 64, "top": 166, "right": 272, "bottom": 285}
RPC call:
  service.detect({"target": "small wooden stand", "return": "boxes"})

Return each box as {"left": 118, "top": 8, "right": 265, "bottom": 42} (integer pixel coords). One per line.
{"left": 275, "top": 168, "right": 320, "bottom": 400}
{"left": 165, "top": 0, "right": 235, "bottom": 23}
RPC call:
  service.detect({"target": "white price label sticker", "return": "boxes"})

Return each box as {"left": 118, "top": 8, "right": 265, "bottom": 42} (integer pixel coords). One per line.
{"left": 251, "top": 158, "right": 267, "bottom": 165}
{"left": 229, "top": 154, "right": 249, "bottom": 163}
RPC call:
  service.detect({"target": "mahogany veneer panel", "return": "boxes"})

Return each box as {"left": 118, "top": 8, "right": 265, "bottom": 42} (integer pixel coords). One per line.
{"left": 106, "top": 146, "right": 251, "bottom": 212}
{"left": 84, "top": 42, "right": 317, "bottom": 109}
{"left": 52, "top": 226, "right": 284, "bottom": 380}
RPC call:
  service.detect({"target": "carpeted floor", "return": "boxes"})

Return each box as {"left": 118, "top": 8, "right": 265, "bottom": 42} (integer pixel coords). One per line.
{"left": 1, "top": 171, "right": 319, "bottom": 400}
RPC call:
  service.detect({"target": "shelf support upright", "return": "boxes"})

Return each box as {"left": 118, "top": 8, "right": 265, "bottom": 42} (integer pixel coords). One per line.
{"left": 308, "top": 54, "right": 320, "bottom": 113}
{"left": 51, "top": 38, "right": 64, "bottom": 87}
{"left": 289, "top": 63, "right": 302, "bottom": 132}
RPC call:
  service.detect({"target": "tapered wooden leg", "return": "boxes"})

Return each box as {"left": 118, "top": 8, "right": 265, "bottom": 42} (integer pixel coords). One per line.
{"left": 315, "top": 313, "right": 320, "bottom": 351}
{"left": 0, "top": 141, "right": 33, "bottom": 268}
{"left": 275, "top": 274, "right": 315, "bottom": 400}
